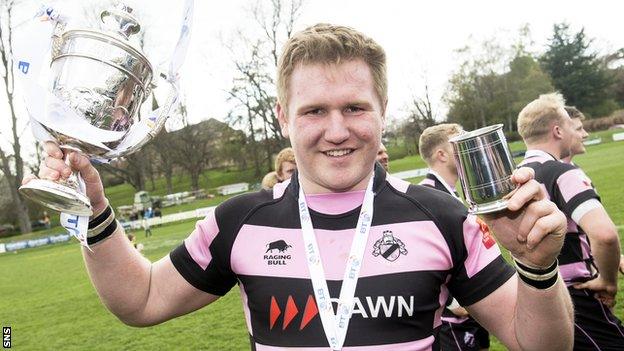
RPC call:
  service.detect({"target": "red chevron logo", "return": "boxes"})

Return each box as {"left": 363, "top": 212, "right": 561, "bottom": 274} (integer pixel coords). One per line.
{"left": 269, "top": 294, "right": 319, "bottom": 331}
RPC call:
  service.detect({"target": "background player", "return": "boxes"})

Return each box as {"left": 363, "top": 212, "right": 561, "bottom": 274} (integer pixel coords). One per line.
{"left": 419, "top": 123, "right": 491, "bottom": 351}
{"left": 517, "top": 93, "right": 623, "bottom": 350}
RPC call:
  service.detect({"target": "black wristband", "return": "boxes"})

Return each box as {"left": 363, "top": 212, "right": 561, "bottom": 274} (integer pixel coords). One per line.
{"left": 513, "top": 259, "right": 559, "bottom": 290}
{"left": 515, "top": 259, "right": 558, "bottom": 275}
{"left": 87, "top": 220, "right": 118, "bottom": 245}
{"left": 89, "top": 206, "right": 113, "bottom": 229}
{"left": 517, "top": 271, "right": 559, "bottom": 289}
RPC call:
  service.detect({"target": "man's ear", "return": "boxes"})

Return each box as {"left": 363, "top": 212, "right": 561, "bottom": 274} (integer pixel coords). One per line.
{"left": 552, "top": 124, "right": 563, "bottom": 140}
{"left": 276, "top": 102, "right": 289, "bottom": 138}
{"left": 436, "top": 148, "right": 448, "bottom": 163}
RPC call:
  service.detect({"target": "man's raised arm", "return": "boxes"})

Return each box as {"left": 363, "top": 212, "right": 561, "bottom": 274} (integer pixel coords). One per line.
{"left": 467, "top": 168, "right": 574, "bottom": 350}
{"left": 24, "top": 141, "right": 219, "bottom": 326}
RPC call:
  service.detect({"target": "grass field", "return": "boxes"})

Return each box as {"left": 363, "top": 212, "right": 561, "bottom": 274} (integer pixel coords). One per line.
{"left": 1, "top": 129, "right": 623, "bottom": 350}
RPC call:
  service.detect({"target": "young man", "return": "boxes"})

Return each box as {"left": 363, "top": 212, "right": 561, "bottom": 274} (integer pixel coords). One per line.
{"left": 27, "top": 24, "right": 572, "bottom": 350}
{"left": 517, "top": 93, "right": 623, "bottom": 350}
{"left": 275, "top": 147, "right": 297, "bottom": 181}
{"left": 560, "top": 106, "right": 589, "bottom": 165}
{"left": 376, "top": 143, "right": 389, "bottom": 171}
{"left": 418, "top": 123, "right": 490, "bottom": 351}
{"left": 563, "top": 107, "right": 624, "bottom": 279}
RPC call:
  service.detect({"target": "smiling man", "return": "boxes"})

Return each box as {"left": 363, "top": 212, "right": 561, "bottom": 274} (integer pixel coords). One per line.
{"left": 28, "top": 24, "right": 573, "bottom": 350}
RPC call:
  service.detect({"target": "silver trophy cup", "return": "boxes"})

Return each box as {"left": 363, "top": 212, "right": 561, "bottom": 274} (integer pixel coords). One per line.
{"left": 19, "top": 4, "right": 169, "bottom": 216}
{"left": 449, "top": 124, "right": 516, "bottom": 214}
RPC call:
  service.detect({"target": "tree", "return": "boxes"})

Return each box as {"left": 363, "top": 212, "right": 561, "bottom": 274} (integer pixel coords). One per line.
{"left": 540, "top": 23, "right": 617, "bottom": 117}
{"left": 168, "top": 119, "right": 223, "bottom": 190}
{"left": 400, "top": 82, "right": 437, "bottom": 154}
{"left": 225, "top": 0, "right": 303, "bottom": 175}
{"left": 446, "top": 27, "right": 554, "bottom": 132}
{"left": 148, "top": 132, "right": 178, "bottom": 194}
{"left": 0, "top": 0, "right": 31, "bottom": 233}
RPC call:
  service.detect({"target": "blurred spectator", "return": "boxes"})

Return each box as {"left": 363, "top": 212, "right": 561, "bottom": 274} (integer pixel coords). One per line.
{"left": 127, "top": 234, "right": 143, "bottom": 252}
{"left": 143, "top": 207, "right": 154, "bottom": 219}
{"left": 129, "top": 211, "right": 139, "bottom": 221}
{"left": 262, "top": 171, "right": 280, "bottom": 190}
{"left": 42, "top": 211, "right": 51, "bottom": 229}
{"left": 142, "top": 216, "right": 152, "bottom": 238}
{"left": 154, "top": 207, "right": 162, "bottom": 218}
{"left": 275, "top": 147, "right": 296, "bottom": 181}
{"left": 376, "top": 143, "right": 389, "bottom": 171}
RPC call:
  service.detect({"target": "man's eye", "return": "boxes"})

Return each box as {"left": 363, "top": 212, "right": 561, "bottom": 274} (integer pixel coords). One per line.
{"left": 345, "top": 106, "right": 364, "bottom": 113}
{"left": 305, "top": 109, "right": 324, "bottom": 116}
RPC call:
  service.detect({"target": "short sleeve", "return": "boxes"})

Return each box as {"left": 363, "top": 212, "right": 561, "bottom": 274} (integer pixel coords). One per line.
{"left": 553, "top": 168, "right": 600, "bottom": 222}
{"left": 170, "top": 210, "right": 237, "bottom": 296}
{"left": 447, "top": 215, "right": 515, "bottom": 306}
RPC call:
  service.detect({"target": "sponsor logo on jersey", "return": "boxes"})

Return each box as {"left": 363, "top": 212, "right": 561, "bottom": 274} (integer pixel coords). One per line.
{"left": 372, "top": 230, "right": 407, "bottom": 261}
{"left": 476, "top": 217, "right": 496, "bottom": 249}
{"left": 264, "top": 240, "right": 292, "bottom": 265}
{"left": 269, "top": 294, "right": 416, "bottom": 330}
{"left": 464, "top": 331, "right": 475, "bottom": 347}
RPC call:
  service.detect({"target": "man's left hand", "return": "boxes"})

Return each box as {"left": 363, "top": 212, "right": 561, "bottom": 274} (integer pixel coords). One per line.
{"left": 483, "top": 167, "right": 567, "bottom": 269}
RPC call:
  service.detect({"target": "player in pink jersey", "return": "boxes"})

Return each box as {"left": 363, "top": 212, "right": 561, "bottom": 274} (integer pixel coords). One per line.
{"left": 28, "top": 24, "right": 572, "bottom": 350}
{"left": 517, "top": 94, "right": 623, "bottom": 350}
{"left": 418, "top": 123, "right": 491, "bottom": 351}
{"left": 563, "top": 106, "right": 624, "bottom": 279}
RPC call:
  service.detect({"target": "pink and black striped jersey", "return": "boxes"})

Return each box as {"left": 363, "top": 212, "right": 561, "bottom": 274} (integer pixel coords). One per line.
{"left": 518, "top": 150, "right": 601, "bottom": 285}
{"left": 170, "top": 166, "right": 514, "bottom": 350}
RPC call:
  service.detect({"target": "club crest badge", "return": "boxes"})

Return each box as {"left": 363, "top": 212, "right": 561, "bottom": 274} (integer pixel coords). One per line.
{"left": 372, "top": 230, "right": 407, "bottom": 261}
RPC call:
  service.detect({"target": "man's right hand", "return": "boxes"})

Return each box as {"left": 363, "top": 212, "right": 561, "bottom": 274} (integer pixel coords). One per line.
{"left": 573, "top": 275, "right": 617, "bottom": 308}
{"left": 22, "top": 141, "right": 108, "bottom": 216}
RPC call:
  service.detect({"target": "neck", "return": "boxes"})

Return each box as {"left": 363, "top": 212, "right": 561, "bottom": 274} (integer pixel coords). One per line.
{"left": 527, "top": 142, "right": 562, "bottom": 160}
{"left": 430, "top": 165, "right": 457, "bottom": 188}
{"left": 298, "top": 170, "right": 374, "bottom": 195}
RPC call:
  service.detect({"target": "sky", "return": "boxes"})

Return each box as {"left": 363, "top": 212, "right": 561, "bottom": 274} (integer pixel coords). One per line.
{"left": 2, "top": 0, "right": 624, "bottom": 158}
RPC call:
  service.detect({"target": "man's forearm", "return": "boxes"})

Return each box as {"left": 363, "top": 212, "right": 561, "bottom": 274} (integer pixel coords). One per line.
{"left": 591, "top": 239, "right": 621, "bottom": 285}
{"left": 515, "top": 275, "right": 573, "bottom": 350}
{"left": 82, "top": 227, "right": 153, "bottom": 325}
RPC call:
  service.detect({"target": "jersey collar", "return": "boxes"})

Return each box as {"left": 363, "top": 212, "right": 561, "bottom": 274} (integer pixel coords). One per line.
{"left": 525, "top": 149, "right": 557, "bottom": 161}
{"left": 427, "top": 169, "right": 462, "bottom": 202}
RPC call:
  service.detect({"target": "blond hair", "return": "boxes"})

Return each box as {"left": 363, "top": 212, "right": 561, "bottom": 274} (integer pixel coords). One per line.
{"left": 277, "top": 23, "right": 387, "bottom": 111}
{"left": 517, "top": 93, "right": 567, "bottom": 144}
{"left": 418, "top": 123, "right": 463, "bottom": 164}
{"left": 261, "top": 171, "right": 279, "bottom": 190}
{"left": 565, "top": 106, "right": 586, "bottom": 120}
{"left": 274, "top": 147, "right": 295, "bottom": 175}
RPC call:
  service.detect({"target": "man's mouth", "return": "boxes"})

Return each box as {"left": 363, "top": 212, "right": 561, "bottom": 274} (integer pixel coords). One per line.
{"left": 324, "top": 149, "right": 354, "bottom": 157}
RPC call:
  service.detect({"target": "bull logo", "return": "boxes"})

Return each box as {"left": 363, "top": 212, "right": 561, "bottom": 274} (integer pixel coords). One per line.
{"left": 266, "top": 240, "right": 292, "bottom": 253}
{"left": 372, "top": 230, "right": 407, "bottom": 261}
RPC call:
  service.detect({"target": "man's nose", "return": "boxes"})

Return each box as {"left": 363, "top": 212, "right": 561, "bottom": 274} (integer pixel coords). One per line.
{"left": 324, "top": 110, "right": 350, "bottom": 144}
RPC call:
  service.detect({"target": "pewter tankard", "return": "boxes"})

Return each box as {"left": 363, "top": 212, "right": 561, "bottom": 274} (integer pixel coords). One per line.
{"left": 449, "top": 124, "right": 516, "bottom": 214}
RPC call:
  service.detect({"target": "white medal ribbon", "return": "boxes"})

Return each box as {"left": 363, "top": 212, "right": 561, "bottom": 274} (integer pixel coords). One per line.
{"left": 59, "top": 173, "right": 90, "bottom": 249}
{"left": 298, "top": 173, "right": 375, "bottom": 350}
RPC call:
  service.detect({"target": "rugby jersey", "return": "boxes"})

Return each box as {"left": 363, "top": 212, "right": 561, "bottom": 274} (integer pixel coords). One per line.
{"left": 518, "top": 149, "right": 601, "bottom": 285}
{"left": 170, "top": 166, "right": 515, "bottom": 350}
{"left": 419, "top": 172, "right": 478, "bottom": 325}
{"left": 418, "top": 172, "right": 461, "bottom": 200}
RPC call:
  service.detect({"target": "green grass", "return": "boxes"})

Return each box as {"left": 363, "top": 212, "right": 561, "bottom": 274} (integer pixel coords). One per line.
{"left": 1, "top": 131, "right": 623, "bottom": 350}
{"left": 0, "top": 222, "right": 249, "bottom": 350}
{"left": 104, "top": 167, "right": 259, "bottom": 211}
